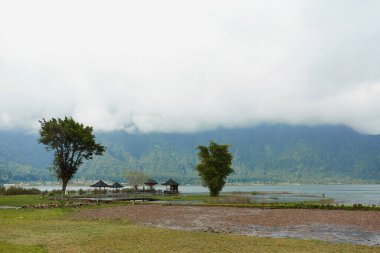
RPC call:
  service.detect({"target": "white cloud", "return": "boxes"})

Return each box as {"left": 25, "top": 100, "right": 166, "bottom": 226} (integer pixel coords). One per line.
{"left": 0, "top": 0, "right": 380, "bottom": 134}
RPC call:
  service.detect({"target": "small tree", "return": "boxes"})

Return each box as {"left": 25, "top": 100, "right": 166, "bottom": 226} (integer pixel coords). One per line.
{"left": 124, "top": 170, "right": 149, "bottom": 191}
{"left": 38, "top": 117, "right": 105, "bottom": 195}
{"left": 196, "top": 141, "right": 233, "bottom": 196}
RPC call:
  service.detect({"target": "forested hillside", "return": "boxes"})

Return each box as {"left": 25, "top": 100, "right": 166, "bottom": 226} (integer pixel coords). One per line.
{"left": 1, "top": 124, "right": 380, "bottom": 184}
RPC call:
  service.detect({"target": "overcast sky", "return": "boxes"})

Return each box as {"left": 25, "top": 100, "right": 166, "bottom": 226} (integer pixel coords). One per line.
{"left": 0, "top": 0, "right": 380, "bottom": 134}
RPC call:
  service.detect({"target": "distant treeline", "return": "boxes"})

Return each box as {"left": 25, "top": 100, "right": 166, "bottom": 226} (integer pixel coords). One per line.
{"left": 1, "top": 124, "right": 380, "bottom": 184}
{"left": 0, "top": 186, "right": 40, "bottom": 195}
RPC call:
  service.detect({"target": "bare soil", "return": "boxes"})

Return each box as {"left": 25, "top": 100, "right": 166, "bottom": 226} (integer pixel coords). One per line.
{"left": 74, "top": 204, "right": 380, "bottom": 246}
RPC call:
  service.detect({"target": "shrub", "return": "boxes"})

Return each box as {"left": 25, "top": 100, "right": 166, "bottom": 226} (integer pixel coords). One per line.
{"left": 78, "top": 188, "right": 85, "bottom": 195}
{"left": 122, "top": 188, "right": 134, "bottom": 193}
{"left": 353, "top": 203, "right": 363, "bottom": 209}
{"left": 67, "top": 190, "right": 76, "bottom": 195}
{"left": 214, "top": 195, "right": 252, "bottom": 204}
{"left": 51, "top": 189, "right": 62, "bottom": 195}
{"left": 0, "top": 185, "right": 5, "bottom": 194}
{"left": 3, "top": 186, "right": 41, "bottom": 195}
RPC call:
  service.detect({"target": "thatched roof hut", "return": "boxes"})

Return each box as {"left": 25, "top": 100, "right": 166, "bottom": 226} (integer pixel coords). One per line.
{"left": 162, "top": 178, "right": 179, "bottom": 193}
{"left": 90, "top": 180, "right": 110, "bottom": 188}
{"left": 144, "top": 179, "right": 158, "bottom": 191}
{"left": 162, "top": 178, "right": 179, "bottom": 186}
{"left": 110, "top": 182, "right": 124, "bottom": 188}
{"left": 144, "top": 179, "right": 158, "bottom": 186}
{"left": 90, "top": 180, "right": 110, "bottom": 195}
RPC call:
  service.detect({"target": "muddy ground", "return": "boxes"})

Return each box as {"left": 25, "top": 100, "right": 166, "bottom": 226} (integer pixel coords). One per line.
{"left": 74, "top": 205, "right": 380, "bottom": 246}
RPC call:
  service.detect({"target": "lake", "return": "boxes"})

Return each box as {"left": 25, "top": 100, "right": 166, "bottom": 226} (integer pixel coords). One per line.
{"left": 16, "top": 184, "right": 380, "bottom": 205}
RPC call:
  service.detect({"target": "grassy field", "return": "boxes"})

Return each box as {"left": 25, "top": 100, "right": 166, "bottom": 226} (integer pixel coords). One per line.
{"left": 0, "top": 195, "right": 59, "bottom": 207}
{"left": 0, "top": 195, "right": 379, "bottom": 252}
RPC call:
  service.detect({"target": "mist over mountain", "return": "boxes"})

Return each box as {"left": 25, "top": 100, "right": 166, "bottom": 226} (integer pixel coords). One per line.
{"left": 1, "top": 2, "right": 380, "bottom": 135}
{"left": 0, "top": 124, "right": 379, "bottom": 184}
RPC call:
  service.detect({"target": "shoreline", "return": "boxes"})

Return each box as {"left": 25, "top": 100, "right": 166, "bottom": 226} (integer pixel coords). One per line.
{"left": 4, "top": 184, "right": 380, "bottom": 205}
{"left": 6, "top": 181, "right": 379, "bottom": 187}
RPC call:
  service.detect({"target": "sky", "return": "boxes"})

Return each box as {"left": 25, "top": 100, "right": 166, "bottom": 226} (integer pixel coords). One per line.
{"left": 0, "top": 0, "right": 380, "bottom": 134}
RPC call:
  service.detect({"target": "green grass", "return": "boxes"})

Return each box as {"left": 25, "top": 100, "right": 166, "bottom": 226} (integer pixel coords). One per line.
{"left": 156, "top": 193, "right": 380, "bottom": 211}
{"left": 0, "top": 205, "right": 379, "bottom": 253}
{"left": 2, "top": 194, "right": 379, "bottom": 211}
{"left": 0, "top": 195, "right": 59, "bottom": 207}
{"left": 0, "top": 241, "right": 46, "bottom": 253}
{"left": 156, "top": 194, "right": 215, "bottom": 202}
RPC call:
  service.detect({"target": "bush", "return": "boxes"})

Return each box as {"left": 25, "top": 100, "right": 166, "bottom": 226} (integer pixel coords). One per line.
{"left": 121, "top": 188, "right": 134, "bottom": 193}
{"left": 214, "top": 195, "right": 252, "bottom": 204}
{"left": 353, "top": 203, "right": 364, "bottom": 210}
{"left": 0, "top": 185, "right": 5, "bottom": 194}
{"left": 2, "top": 186, "right": 41, "bottom": 195}
{"left": 67, "top": 190, "right": 76, "bottom": 195}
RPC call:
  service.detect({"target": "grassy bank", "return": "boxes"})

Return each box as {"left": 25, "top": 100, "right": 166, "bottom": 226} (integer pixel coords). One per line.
{"left": 0, "top": 241, "right": 46, "bottom": 253}
{"left": 2, "top": 193, "right": 380, "bottom": 211}
{"left": 156, "top": 193, "right": 380, "bottom": 211}
{"left": 0, "top": 206, "right": 379, "bottom": 253}
{"left": 0, "top": 195, "right": 59, "bottom": 207}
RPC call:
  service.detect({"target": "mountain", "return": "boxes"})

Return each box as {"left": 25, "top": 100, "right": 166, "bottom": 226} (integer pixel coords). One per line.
{"left": 0, "top": 124, "right": 380, "bottom": 184}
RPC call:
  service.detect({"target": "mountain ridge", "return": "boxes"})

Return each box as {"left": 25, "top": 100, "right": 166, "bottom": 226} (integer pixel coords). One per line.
{"left": 0, "top": 124, "right": 379, "bottom": 184}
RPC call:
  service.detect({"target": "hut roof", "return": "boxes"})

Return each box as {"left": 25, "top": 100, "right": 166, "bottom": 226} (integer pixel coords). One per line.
{"left": 144, "top": 179, "right": 158, "bottom": 186}
{"left": 162, "top": 178, "right": 180, "bottom": 186}
{"left": 90, "top": 180, "right": 110, "bottom": 188}
{"left": 110, "top": 182, "right": 124, "bottom": 188}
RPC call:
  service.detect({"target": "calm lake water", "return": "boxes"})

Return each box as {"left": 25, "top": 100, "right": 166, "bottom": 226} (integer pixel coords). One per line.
{"left": 185, "top": 184, "right": 380, "bottom": 205}
{"left": 17, "top": 184, "right": 380, "bottom": 205}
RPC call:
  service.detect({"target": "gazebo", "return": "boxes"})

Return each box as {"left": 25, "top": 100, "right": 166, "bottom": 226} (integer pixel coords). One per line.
{"left": 110, "top": 182, "right": 124, "bottom": 193}
{"left": 162, "top": 178, "right": 179, "bottom": 194}
{"left": 90, "top": 180, "right": 110, "bottom": 194}
{"left": 144, "top": 179, "right": 158, "bottom": 191}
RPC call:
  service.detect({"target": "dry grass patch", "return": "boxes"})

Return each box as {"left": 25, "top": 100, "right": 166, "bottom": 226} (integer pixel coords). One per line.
{"left": 0, "top": 206, "right": 379, "bottom": 253}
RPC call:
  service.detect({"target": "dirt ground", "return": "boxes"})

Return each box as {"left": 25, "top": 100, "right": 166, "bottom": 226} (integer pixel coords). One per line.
{"left": 74, "top": 204, "right": 380, "bottom": 246}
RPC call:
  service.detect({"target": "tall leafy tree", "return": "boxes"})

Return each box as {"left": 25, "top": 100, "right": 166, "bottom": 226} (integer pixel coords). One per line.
{"left": 196, "top": 141, "right": 233, "bottom": 196}
{"left": 38, "top": 117, "right": 105, "bottom": 194}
